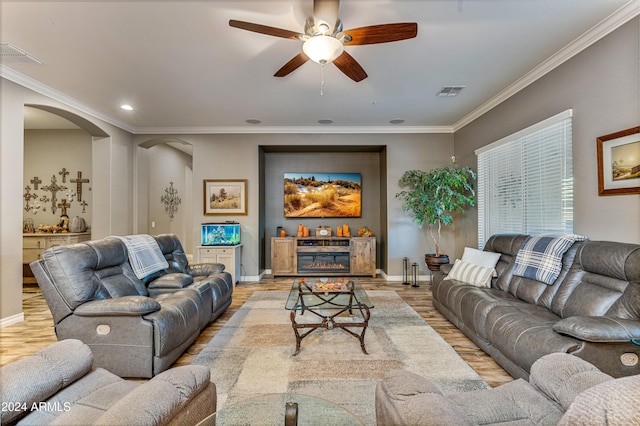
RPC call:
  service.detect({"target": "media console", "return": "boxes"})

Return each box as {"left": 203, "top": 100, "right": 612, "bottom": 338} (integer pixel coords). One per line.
{"left": 270, "top": 236, "right": 376, "bottom": 277}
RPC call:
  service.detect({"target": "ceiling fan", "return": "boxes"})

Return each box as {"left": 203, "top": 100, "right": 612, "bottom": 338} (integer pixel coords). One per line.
{"left": 229, "top": 0, "right": 418, "bottom": 82}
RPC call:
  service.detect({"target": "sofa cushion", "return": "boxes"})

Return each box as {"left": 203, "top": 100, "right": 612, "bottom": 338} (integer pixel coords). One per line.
{"left": 148, "top": 273, "right": 194, "bottom": 289}
{"left": 375, "top": 369, "right": 471, "bottom": 426}
{"left": 0, "top": 339, "right": 93, "bottom": 424}
{"left": 450, "top": 378, "right": 564, "bottom": 425}
{"left": 445, "top": 259, "right": 494, "bottom": 288}
{"left": 486, "top": 304, "right": 582, "bottom": 372}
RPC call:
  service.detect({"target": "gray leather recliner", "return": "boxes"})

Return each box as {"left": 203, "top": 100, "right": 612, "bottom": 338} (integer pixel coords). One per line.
{"left": 30, "top": 234, "right": 233, "bottom": 378}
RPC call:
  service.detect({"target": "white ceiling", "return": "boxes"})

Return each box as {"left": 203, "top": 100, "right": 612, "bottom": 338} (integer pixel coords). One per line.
{"left": 2, "top": 0, "right": 637, "bottom": 133}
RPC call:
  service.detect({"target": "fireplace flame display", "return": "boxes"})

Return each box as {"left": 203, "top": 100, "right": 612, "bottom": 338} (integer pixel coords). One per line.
{"left": 297, "top": 252, "right": 350, "bottom": 274}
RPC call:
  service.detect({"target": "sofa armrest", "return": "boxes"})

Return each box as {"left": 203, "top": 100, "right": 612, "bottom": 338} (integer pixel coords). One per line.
{"left": 0, "top": 339, "right": 93, "bottom": 424}
{"left": 188, "top": 262, "right": 225, "bottom": 276}
{"left": 147, "top": 272, "right": 194, "bottom": 289}
{"left": 93, "top": 365, "right": 215, "bottom": 425}
{"left": 553, "top": 316, "right": 640, "bottom": 342}
{"left": 73, "top": 296, "right": 161, "bottom": 316}
{"left": 529, "top": 353, "right": 612, "bottom": 410}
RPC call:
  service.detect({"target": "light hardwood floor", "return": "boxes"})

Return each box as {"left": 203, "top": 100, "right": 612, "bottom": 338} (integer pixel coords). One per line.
{"left": 1, "top": 277, "right": 513, "bottom": 388}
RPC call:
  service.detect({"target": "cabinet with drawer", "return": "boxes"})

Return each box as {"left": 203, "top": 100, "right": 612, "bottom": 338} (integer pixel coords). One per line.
{"left": 23, "top": 233, "right": 92, "bottom": 277}
{"left": 23, "top": 233, "right": 91, "bottom": 264}
{"left": 196, "top": 244, "right": 242, "bottom": 285}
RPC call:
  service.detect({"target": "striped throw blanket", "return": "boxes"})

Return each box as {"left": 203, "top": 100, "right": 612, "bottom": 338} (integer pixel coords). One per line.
{"left": 513, "top": 234, "right": 588, "bottom": 285}
{"left": 116, "top": 234, "right": 168, "bottom": 279}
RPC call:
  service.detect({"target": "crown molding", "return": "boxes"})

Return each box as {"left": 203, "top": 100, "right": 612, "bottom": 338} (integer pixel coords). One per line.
{"left": 0, "top": 64, "right": 135, "bottom": 134}
{"left": 132, "top": 125, "right": 454, "bottom": 135}
{"left": 452, "top": 0, "right": 640, "bottom": 132}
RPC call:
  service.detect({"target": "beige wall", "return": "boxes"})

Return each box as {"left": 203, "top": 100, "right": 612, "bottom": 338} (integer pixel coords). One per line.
{"left": 133, "top": 132, "right": 454, "bottom": 281}
{"left": 23, "top": 129, "right": 93, "bottom": 229}
{"left": 453, "top": 17, "right": 640, "bottom": 255}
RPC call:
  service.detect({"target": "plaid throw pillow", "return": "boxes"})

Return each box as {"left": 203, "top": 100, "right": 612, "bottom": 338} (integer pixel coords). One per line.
{"left": 513, "top": 234, "right": 587, "bottom": 285}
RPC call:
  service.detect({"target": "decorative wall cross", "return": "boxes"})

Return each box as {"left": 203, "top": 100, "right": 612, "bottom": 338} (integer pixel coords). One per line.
{"left": 57, "top": 199, "right": 71, "bottom": 216}
{"left": 70, "top": 171, "right": 90, "bottom": 202}
{"left": 80, "top": 199, "right": 88, "bottom": 213}
{"left": 23, "top": 185, "right": 37, "bottom": 212}
{"left": 30, "top": 176, "right": 42, "bottom": 190}
{"left": 59, "top": 168, "right": 70, "bottom": 183}
{"left": 41, "top": 175, "right": 67, "bottom": 214}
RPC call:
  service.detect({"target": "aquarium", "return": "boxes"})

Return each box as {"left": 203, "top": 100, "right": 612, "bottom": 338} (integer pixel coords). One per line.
{"left": 201, "top": 222, "right": 240, "bottom": 246}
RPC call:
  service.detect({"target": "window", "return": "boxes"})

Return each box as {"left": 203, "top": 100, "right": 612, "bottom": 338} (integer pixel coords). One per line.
{"left": 475, "top": 110, "right": 573, "bottom": 248}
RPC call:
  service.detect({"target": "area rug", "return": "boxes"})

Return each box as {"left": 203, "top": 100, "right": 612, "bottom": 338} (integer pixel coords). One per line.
{"left": 192, "top": 290, "right": 488, "bottom": 425}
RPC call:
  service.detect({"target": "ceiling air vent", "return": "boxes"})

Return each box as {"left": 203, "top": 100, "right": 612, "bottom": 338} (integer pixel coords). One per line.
{"left": 436, "top": 86, "right": 466, "bottom": 97}
{"left": 0, "top": 42, "right": 43, "bottom": 64}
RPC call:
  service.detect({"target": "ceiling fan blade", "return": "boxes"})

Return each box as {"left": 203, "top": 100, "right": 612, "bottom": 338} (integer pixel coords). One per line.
{"left": 333, "top": 51, "right": 367, "bottom": 82}
{"left": 229, "top": 20, "right": 303, "bottom": 40}
{"left": 274, "top": 52, "right": 310, "bottom": 77}
{"left": 342, "top": 23, "right": 418, "bottom": 45}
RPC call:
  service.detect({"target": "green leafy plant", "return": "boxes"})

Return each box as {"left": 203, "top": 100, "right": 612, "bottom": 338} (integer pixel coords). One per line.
{"left": 396, "top": 157, "right": 477, "bottom": 256}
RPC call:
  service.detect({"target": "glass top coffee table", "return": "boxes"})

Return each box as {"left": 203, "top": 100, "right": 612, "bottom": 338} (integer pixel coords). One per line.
{"left": 197, "top": 393, "right": 364, "bottom": 425}
{"left": 285, "top": 277, "right": 374, "bottom": 356}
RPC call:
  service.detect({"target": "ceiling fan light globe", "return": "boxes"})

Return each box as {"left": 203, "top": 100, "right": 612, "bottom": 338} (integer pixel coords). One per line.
{"left": 303, "top": 35, "right": 343, "bottom": 64}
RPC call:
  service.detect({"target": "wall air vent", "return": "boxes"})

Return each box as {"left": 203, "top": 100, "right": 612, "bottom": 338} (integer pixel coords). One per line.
{"left": 0, "top": 42, "right": 43, "bottom": 64}
{"left": 436, "top": 86, "right": 466, "bottom": 97}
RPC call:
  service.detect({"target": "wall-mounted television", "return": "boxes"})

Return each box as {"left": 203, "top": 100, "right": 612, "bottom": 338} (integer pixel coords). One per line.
{"left": 284, "top": 172, "right": 361, "bottom": 218}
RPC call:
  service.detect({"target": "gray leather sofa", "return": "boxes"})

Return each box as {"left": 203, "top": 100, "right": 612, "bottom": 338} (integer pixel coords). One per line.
{"left": 30, "top": 233, "right": 233, "bottom": 378}
{"left": 432, "top": 234, "right": 640, "bottom": 379}
{"left": 0, "top": 339, "right": 216, "bottom": 426}
{"left": 376, "top": 352, "right": 640, "bottom": 425}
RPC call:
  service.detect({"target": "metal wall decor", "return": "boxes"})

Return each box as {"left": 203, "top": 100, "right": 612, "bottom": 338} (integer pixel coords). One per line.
{"left": 41, "top": 175, "right": 67, "bottom": 214}
{"left": 24, "top": 168, "right": 90, "bottom": 219}
{"left": 23, "top": 186, "right": 37, "bottom": 212}
{"left": 161, "top": 182, "right": 181, "bottom": 220}
{"left": 70, "top": 171, "right": 90, "bottom": 201}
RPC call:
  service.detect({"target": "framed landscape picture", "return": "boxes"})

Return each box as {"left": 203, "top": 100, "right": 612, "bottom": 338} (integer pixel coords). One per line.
{"left": 203, "top": 179, "right": 247, "bottom": 215}
{"left": 284, "top": 172, "right": 361, "bottom": 218}
{"left": 597, "top": 126, "right": 640, "bottom": 196}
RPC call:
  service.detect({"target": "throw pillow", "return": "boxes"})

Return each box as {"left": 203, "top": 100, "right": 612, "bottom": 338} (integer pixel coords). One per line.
{"left": 513, "top": 234, "right": 588, "bottom": 285}
{"left": 443, "top": 259, "right": 494, "bottom": 288}
{"left": 461, "top": 247, "right": 501, "bottom": 276}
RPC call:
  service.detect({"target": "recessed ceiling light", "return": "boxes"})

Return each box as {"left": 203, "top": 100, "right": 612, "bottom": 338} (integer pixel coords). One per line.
{"left": 318, "top": 119, "right": 333, "bottom": 124}
{"left": 120, "top": 104, "right": 133, "bottom": 111}
{"left": 389, "top": 119, "right": 405, "bottom": 124}
{"left": 245, "top": 119, "right": 261, "bottom": 124}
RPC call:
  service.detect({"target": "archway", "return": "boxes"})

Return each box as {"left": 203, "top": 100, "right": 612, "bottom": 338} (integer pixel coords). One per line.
{"left": 22, "top": 105, "right": 108, "bottom": 280}
{"left": 136, "top": 137, "right": 194, "bottom": 251}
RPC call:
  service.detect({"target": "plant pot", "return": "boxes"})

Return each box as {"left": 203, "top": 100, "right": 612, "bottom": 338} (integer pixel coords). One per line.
{"left": 425, "top": 254, "right": 450, "bottom": 272}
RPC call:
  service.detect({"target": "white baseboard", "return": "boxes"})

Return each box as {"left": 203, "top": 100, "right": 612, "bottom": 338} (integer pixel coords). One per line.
{"left": 0, "top": 312, "right": 24, "bottom": 328}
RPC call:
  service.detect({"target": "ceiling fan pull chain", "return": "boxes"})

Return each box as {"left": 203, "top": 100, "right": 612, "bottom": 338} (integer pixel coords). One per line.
{"left": 320, "top": 63, "right": 325, "bottom": 96}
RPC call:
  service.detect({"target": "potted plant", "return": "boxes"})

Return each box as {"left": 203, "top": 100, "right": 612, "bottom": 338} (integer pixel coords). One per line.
{"left": 396, "top": 157, "right": 476, "bottom": 271}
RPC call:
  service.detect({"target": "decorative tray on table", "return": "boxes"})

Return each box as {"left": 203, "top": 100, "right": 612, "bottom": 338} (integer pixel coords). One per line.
{"left": 308, "top": 278, "right": 351, "bottom": 293}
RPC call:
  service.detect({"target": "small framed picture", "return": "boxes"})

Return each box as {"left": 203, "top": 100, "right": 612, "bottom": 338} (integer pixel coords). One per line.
{"left": 203, "top": 179, "right": 247, "bottom": 215}
{"left": 596, "top": 126, "right": 640, "bottom": 196}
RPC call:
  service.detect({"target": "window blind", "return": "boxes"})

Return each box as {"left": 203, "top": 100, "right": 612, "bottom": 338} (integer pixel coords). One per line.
{"left": 475, "top": 110, "right": 573, "bottom": 248}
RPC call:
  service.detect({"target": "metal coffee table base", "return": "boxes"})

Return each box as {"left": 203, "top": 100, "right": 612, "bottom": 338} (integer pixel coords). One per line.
{"left": 290, "top": 303, "right": 371, "bottom": 356}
